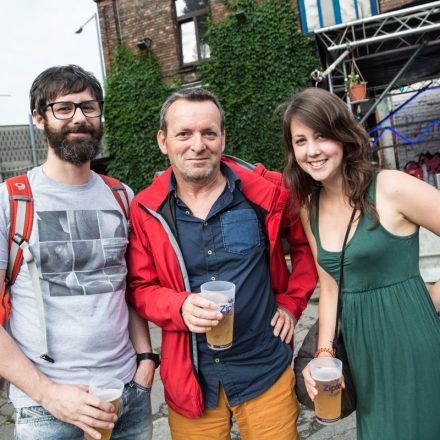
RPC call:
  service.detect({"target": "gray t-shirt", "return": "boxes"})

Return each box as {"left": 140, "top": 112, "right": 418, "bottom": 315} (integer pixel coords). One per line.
{"left": 0, "top": 166, "right": 137, "bottom": 408}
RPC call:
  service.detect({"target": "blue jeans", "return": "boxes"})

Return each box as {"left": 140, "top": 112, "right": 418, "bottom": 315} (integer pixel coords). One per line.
{"left": 14, "top": 381, "right": 152, "bottom": 440}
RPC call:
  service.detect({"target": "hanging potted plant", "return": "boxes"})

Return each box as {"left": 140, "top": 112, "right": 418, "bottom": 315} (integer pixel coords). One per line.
{"left": 345, "top": 58, "right": 367, "bottom": 102}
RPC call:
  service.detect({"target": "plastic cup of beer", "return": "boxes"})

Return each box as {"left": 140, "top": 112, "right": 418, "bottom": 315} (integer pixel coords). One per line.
{"left": 84, "top": 375, "right": 124, "bottom": 440}
{"left": 310, "top": 357, "right": 343, "bottom": 425}
{"left": 200, "top": 281, "right": 235, "bottom": 350}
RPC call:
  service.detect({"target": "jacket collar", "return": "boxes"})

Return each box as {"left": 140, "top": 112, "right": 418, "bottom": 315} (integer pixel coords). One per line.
{"left": 135, "top": 156, "right": 286, "bottom": 215}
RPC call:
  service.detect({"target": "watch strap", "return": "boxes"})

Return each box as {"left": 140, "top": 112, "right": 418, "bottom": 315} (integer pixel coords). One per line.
{"left": 136, "top": 352, "right": 160, "bottom": 369}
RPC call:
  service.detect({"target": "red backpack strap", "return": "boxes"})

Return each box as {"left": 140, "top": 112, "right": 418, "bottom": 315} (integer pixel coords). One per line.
{"left": 99, "top": 174, "right": 130, "bottom": 220}
{"left": 0, "top": 282, "right": 11, "bottom": 326}
{"left": 5, "top": 175, "right": 34, "bottom": 284}
{"left": 1, "top": 175, "right": 33, "bottom": 325}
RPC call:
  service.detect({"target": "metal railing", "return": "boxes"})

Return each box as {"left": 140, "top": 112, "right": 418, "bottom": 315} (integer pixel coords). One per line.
{"left": 0, "top": 121, "right": 47, "bottom": 181}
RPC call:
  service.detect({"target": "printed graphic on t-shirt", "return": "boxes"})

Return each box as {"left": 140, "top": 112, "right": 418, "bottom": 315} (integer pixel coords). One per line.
{"left": 37, "top": 210, "right": 127, "bottom": 296}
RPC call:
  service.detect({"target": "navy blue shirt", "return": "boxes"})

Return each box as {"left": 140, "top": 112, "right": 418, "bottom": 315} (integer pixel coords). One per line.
{"left": 171, "top": 164, "right": 292, "bottom": 407}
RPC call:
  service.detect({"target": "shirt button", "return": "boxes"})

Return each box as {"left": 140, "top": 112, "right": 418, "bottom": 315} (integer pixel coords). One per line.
{"left": 203, "top": 221, "right": 208, "bottom": 227}
{"left": 214, "top": 358, "right": 220, "bottom": 363}
{"left": 211, "top": 276, "right": 216, "bottom": 281}
{"left": 207, "top": 249, "right": 213, "bottom": 255}
{"left": 185, "top": 210, "right": 190, "bottom": 215}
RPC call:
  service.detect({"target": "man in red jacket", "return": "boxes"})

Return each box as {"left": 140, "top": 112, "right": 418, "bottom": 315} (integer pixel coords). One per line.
{"left": 127, "top": 88, "right": 317, "bottom": 439}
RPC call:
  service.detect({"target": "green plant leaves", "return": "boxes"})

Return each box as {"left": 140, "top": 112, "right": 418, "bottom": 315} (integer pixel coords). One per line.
{"left": 104, "top": 42, "right": 178, "bottom": 193}
{"left": 199, "top": 0, "right": 318, "bottom": 170}
{"left": 104, "top": 1, "right": 318, "bottom": 192}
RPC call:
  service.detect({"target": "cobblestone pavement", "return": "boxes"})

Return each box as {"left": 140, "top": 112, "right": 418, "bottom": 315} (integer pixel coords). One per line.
{"left": 0, "top": 289, "right": 356, "bottom": 439}
{"left": 0, "top": 383, "right": 14, "bottom": 439}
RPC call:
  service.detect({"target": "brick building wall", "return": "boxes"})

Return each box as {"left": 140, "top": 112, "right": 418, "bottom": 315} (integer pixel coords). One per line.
{"left": 390, "top": 88, "right": 440, "bottom": 171}
{"left": 94, "top": 0, "right": 229, "bottom": 84}
{"left": 379, "top": 0, "right": 417, "bottom": 13}
{"left": 375, "top": 0, "right": 439, "bottom": 170}
{"left": 93, "top": 0, "right": 421, "bottom": 85}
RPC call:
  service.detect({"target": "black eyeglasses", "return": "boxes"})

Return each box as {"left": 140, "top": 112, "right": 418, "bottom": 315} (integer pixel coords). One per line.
{"left": 43, "top": 100, "right": 103, "bottom": 120}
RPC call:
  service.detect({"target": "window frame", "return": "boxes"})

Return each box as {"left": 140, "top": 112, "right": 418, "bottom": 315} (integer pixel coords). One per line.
{"left": 175, "top": 1, "right": 210, "bottom": 67}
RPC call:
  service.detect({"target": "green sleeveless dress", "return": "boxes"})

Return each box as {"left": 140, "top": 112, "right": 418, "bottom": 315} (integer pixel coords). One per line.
{"left": 310, "top": 172, "right": 440, "bottom": 440}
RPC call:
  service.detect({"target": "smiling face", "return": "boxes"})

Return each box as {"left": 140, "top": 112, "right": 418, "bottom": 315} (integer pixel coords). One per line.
{"left": 290, "top": 118, "right": 344, "bottom": 185}
{"left": 157, "top": 99, "right": 225, "bottom": 184}
{"left": 33, "top": 89, "right": 102, "bottom": 165}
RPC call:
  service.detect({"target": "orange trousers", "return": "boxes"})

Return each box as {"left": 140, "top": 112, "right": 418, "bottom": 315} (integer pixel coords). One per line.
{"left": 168, "top": 366, "right": 300, "bottom": 440}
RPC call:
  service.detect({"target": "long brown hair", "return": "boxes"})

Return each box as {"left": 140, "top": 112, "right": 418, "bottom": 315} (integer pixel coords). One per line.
{"left": 282, "top": 88, "right": 377, "bottom": 221}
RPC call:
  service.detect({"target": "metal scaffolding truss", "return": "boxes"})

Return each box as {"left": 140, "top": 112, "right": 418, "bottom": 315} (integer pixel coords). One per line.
{"left": 315, "top": 1, "right": 440, "bottom": 56}
{"left": 389, "top": 77, "right": 440, "bottom": 95}
{"left": 314, "top": 1, "right": 440, "bottom": 94}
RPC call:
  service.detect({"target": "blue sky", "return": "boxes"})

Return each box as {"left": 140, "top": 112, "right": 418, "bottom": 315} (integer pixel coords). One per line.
{"left": 0, "top": 0, "right": 101, "bottom": 125}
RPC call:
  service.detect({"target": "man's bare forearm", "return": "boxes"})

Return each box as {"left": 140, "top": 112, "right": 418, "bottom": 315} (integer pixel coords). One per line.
{"left": 128, "top": 304, "right": 156, "bottom": 388}
{"left": 0, "top": 325, "right": 51, "bottom": 404}
{"left": 0, "top": 268, "right": 118, "bottom": 436}
{"left": 0, "top": 269, "right": 50, "bottom": 402}
{"left": 128, "top": 304, "right": 153, "bottom": 353}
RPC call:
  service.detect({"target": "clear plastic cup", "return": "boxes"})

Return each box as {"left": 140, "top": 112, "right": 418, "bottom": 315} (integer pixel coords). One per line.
{"left": 84, "top": 375, "right": 124, "bottom": 440}
{"left": 310, "top": 357, "right": 343, "bottom": 425}
{"left": 200, "top": 281, "right": 235, "bottom": 350}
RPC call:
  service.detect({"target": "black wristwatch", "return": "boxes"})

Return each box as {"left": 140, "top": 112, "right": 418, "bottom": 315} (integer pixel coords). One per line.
{"left": 136, "top": 352, "right": 160, "bottom": 369}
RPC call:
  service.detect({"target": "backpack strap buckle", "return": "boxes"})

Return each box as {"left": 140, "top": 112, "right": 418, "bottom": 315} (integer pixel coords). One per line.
{"left": 12, "top": 233, "right": 26, "bottom": 246}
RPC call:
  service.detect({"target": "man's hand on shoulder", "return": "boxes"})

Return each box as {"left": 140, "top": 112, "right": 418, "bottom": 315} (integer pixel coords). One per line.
{"left": 40, "top": 382, "right": 117, "bottom": 439}
{"left": 181, "top": 294, "right": 223, "bottom": 333}
{"left": 271, "top": 308, "right": 297, "bottom": 344}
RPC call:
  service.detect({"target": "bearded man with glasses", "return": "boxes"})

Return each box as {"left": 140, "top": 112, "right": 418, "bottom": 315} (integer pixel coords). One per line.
{"left": 0, "top": 65, "right": 156, "bottom": 440}
{"left": 37, "top": 77, "right": 104, "bottom": 166}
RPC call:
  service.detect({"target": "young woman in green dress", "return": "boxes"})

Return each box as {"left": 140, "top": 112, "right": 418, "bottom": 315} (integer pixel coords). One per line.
{"left": 282, "top": 87, "right": 440, "bottom": 439}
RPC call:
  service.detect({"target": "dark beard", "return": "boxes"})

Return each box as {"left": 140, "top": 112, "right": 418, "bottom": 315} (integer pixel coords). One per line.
{"left": 44, "top": 122, "right": 103, "bottom": 165}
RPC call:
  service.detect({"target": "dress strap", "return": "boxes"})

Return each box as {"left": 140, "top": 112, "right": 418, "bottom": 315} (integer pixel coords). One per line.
{"left": 309, "top": 192, "right": 322, "bottom": 249}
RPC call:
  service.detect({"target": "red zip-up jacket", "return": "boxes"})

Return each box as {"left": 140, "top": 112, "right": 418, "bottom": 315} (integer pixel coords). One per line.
{"left": 127, "top": 156, "right": 317, "bottom": 418}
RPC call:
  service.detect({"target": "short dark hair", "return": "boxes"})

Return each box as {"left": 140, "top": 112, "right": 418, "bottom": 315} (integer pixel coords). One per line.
{"left": 159, "top": 88, "right": 225, "bottom": 133}
{"left": 30, "top": 65, "right": 103, "bottom": 117}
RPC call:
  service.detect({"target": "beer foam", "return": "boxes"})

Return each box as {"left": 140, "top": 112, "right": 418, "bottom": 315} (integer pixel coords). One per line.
{"left": 92, "top": 388, "right": 122, "bottom": 402}
{"left": 312, "top": 367, "right": 341, "bottom": 382}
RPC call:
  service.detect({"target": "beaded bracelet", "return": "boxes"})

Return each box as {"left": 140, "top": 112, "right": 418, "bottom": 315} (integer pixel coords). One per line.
{"left": 314, "top": 347, "right": 335, "bottom": 358}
